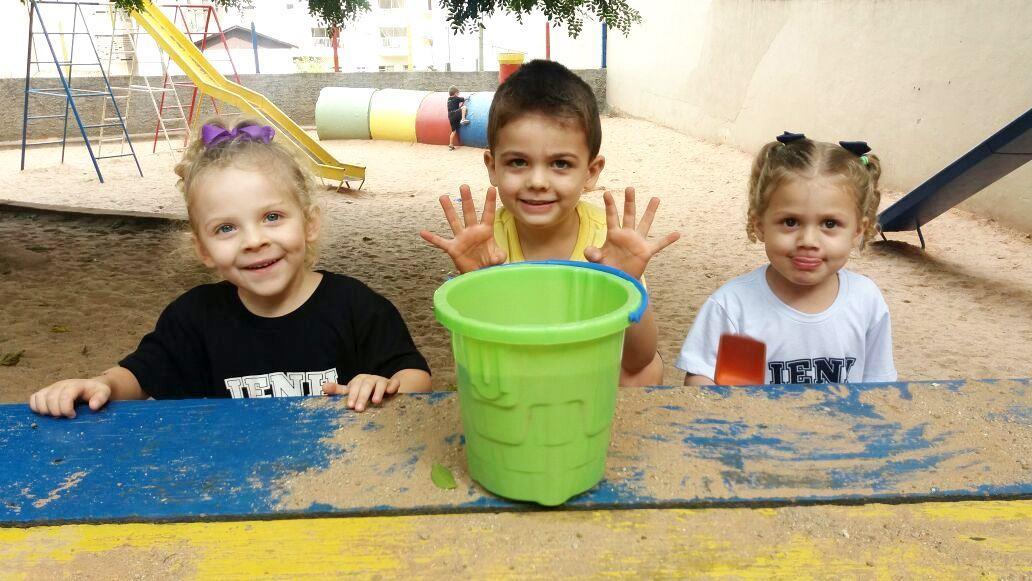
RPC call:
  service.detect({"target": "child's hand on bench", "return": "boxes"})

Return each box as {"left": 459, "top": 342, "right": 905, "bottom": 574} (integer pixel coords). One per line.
{"left": 323, "top": 374, "right": 400, "bottom": 412}
{"left": 30, "top": 378, "right": 112, "bottom": 418}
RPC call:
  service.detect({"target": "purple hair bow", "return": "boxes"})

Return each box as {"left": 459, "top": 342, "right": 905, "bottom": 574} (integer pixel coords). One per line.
{"left": 200, "top": 123, "right": 275, "bottom": 148}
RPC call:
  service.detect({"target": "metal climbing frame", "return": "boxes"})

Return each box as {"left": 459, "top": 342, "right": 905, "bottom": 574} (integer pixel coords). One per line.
{"left": 93, "top": 7, "right": 134, "bottom": 156}
{"left": 154, "top": 3, "right": 241, "bottom": 151}
{"left": 21, "top": 0, "right": 142, "bottom": 183}
{"left": 95, "top": 8, "right": 190, "bottom": 155}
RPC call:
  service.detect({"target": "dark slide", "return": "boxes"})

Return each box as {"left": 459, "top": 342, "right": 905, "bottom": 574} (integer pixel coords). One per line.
{"left": 879, "top": 107, "right": 1032, "bottom": 240}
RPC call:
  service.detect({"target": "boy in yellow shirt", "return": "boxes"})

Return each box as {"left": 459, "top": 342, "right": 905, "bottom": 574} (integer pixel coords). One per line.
{"left": 420, "top": 60, "right": 679, "bottom": 386}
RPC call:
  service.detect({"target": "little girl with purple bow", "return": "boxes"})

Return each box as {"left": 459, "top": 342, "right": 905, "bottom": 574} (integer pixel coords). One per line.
{"left": 29, "top": 118, "right": 431, "bottom": 417}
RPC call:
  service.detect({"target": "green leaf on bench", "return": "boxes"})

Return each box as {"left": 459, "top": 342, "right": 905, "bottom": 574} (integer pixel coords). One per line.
{"left": 431, "top": 462, "right": 457, "bottom": 490}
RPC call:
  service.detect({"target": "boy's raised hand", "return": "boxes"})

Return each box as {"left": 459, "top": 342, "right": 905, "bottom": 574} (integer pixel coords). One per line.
{"left": 29, "top": 379, "right": 112, "bottom": 419}
{"left": 584, "top": 187, "right": 681, "bottom": 279}
{"left": 419, "top": 184, "right": 507, "bottom": 274}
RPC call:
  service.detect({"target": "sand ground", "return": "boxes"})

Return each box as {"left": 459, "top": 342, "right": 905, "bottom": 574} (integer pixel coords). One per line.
{"left": 1, "top": 116, "right": 1030, "bottom": 402}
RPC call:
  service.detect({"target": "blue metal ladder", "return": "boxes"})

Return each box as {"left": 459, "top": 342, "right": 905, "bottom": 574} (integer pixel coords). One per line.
{"left": 21, "top": 0, "right": 143, "bottom": 183}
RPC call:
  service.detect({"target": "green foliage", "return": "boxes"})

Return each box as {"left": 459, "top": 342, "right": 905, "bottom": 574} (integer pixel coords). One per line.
{"left": 305, "top": 0, "right": 372, "bottom": 28}
{"left": 108, "top": 0, "right": 638, "bottom": 36}
{"left": 110, "top": 0, "right": 245, "bottom": 15}
{"left": 441, "top": 0, "right": 641, "bottom": 37}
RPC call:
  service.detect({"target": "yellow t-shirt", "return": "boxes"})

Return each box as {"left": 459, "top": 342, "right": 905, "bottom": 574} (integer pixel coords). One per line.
{"left": 493, "top": 201, "right": 608, "bottom": 262}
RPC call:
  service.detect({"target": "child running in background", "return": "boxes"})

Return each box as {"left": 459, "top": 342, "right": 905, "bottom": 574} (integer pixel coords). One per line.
{"left": 677, "top": 132, "right": 897, "bottom": 385}
{"left": 421, "top": 60, "right": 680, "bottom": 386}
{"left": 447, "top": 85, "right": 471, "bottom": 151}
{"left": 30, "top": 119, "right": 431, "bottom": 418}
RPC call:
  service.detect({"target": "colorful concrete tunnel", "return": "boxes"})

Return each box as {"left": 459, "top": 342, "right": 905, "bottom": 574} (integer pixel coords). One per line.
{"left": 314, "top": 52, "right": 523, "bottom": 149}
{"left": 315, "top": 88, "right": 493, "bottom": 148}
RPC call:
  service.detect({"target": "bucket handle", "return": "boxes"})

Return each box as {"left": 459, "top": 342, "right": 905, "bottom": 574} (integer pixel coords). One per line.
{"left": 518, "top": 260, "right": 650, "bottom": 323}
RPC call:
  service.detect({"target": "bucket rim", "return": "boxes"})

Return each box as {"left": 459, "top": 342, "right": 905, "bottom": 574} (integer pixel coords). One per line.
{"left": 433, "top": 261, "right": 648, "bottom": 345}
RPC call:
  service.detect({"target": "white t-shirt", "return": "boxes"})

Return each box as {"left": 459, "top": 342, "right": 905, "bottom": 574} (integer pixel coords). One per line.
{"left": 676, "top": 266, "right": 897, "bottom": 384}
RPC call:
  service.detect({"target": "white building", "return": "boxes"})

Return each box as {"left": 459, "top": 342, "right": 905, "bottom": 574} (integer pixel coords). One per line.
{"left": 232, "top": 0, "right": 605, "bottom": 73}
{"left": 1, "top": 0, "right": 606, "bottom": 78}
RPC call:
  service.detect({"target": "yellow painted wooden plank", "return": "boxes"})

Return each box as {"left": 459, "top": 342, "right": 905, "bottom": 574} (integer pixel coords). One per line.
{"left": 918, "top": 499, "right": 1032, "bottom": 522}
{"left": 2, "top": 501, "right": 1030, "bottom": 578}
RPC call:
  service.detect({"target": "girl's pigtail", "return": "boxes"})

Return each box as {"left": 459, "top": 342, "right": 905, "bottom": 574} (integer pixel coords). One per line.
{"left": 746, "top": 138, "right": 812, "bottom": 243}
{"left": 863, "top": 152, "right": 882, "bottom": 184}
{"left": 858, "top": 153, "right": 882, "bottom": 246}
{"left": 746, "top": 141, "right": 782, "bottom": 242}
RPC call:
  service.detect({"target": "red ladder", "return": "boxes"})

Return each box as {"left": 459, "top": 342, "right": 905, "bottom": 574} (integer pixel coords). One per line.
{"left": 153, "top": 3, "right": 242, "bottom": 152}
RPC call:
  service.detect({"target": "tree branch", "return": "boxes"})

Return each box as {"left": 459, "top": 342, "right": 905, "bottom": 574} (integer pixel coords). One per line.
{"left": 107, "top": 0, "right": 638, "bottom": 36}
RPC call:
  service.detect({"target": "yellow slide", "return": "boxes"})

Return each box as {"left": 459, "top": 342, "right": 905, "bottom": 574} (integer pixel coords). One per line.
{"left": 131, "top": 1, "right": 365, "bottom": 187}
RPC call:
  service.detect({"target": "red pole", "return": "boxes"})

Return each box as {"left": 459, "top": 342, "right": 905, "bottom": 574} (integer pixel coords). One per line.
{"left": 545, "top": 20, "right": 551, "bottom": 60}
{"left": 331, "top": 26, "right": 340, "bottom": 72}
{"left": 210, "top": 7, "right": 241, "bottom": 82}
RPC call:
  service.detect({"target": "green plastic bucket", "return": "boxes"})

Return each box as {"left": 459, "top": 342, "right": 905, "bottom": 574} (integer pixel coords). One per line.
{"left": 433, "top": 260, "right": 647, "bottom": 505}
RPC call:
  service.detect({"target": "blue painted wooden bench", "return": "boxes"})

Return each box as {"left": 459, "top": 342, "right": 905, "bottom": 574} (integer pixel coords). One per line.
{"left": 1, "top": 379, "right": 1028, "bottom": 526}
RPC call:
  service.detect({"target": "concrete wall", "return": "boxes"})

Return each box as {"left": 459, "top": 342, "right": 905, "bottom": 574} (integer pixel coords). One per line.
{"left": 3, "top": 69, "right": 606, "bottom": 143}
{"left": 607, "top": 0, "right": 1032, "bottom": 232}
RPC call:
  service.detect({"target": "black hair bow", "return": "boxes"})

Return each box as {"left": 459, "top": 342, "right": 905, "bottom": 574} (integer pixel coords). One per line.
{"left": 839, "top": 141, "right": 871, "bottom": 156}
{"left": 776, "top": 131, "right": 805, "bottom": 144}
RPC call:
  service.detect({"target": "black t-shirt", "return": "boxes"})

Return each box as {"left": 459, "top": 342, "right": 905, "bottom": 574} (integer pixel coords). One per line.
{"left": 120, "top": 271, "right": 430, "bottom": 399}
{"left": 447, "top": 95, "right": 465, "bottom": 115}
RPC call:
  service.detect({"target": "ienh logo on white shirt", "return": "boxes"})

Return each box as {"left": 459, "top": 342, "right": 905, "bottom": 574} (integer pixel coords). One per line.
{"left": 768, "top": 357, "right": 856, "bottom": 384}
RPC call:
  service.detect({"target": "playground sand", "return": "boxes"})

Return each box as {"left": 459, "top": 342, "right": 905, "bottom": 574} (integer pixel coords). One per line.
{"left": 1, "top": 116, "right": 1031, "bottom": 404}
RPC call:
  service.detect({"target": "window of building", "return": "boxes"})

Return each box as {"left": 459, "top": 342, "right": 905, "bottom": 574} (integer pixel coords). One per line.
{"left": 379, "top": 27, "right": 407, "bottom": 49}
{"left": 378, "top": 0, "right": 405, "bottom": 9}
{"left": 311, "top": 28, "right": 335, "bottom": 47}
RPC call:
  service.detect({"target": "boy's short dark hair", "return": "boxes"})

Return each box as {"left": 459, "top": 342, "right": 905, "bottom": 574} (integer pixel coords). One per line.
{"left": 487, "top": 59, "right": 602, "bottom": 158}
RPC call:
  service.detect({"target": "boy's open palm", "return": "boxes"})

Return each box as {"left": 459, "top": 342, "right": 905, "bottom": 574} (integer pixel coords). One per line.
{"left": 29, "top": 379, "right": 111, "bottom": 419}
{"left": 419, "top": 185, "right": 507, "bottom": 274}
{"left": 584, "top": 188, "right": 681, "bottom": 279}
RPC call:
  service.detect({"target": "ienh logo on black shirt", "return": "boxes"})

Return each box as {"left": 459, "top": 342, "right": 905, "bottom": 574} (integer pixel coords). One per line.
{"left": 224, "top": 368, "right": 338, "bottom": 398}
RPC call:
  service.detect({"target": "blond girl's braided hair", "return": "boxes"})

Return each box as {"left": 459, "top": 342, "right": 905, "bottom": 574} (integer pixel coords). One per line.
{"left": 746, "top": 134, "right": 882, "bottom": 249}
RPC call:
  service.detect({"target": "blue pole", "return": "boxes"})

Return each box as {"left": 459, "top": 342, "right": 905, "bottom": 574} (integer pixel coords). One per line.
{"left": 21, "top": 1, "right": 34, "bottom": 171}
{"left": 601, "top": 22, "right": 607, "bottom": 68}
{"left": 32, "top": 2, "right": 103, "bottom": 182}
{"left": 251, "top": 22, "right": 260, "bottom": 74}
